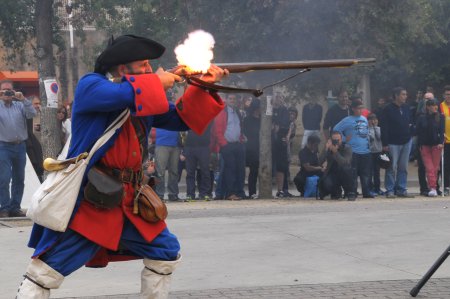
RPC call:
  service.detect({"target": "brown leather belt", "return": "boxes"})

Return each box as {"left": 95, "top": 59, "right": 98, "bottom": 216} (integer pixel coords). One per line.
{"left": 110, "top": 168, "right": 144, "bottom": 184}
{"left": 97, "top": 164, "right": 144, "bottom": 184}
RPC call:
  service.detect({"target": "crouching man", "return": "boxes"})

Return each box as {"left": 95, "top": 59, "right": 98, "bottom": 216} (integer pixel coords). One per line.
{"left": 318, "top": 131, "right": 356, "bottom": 200}
{"left": 294, "top": 134, "right": 324, "bottom": 196}
{"left": 16, "top": 34, "right": 228, "bottom": 299}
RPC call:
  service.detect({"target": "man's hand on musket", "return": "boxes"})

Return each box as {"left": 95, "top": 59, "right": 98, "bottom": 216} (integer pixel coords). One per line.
{"left": 156, "top": 67, "right": 182, "bottom": 90}
{"left": 200, "top": 64, "right": 229, "bottom": 83}
{"left": 168, "top": 64, "right": 229, "bottom": 83}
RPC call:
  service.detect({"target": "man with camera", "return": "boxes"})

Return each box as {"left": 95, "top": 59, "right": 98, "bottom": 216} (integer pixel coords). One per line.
{"left": 318, "top": 130, "right": 356, "bottom": 200}
{"left": 0, "top": 80, "right": 37, "bottom": 218}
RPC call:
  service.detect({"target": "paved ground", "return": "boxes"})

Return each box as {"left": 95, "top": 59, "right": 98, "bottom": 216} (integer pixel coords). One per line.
{"left": 61, "top": 278, "right": 450, "bottom": 299}
{"left": 3, "top": 195, "right": 450, "bottom": 299}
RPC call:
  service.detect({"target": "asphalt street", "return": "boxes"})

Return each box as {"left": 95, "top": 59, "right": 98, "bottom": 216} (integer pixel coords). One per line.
{"left": 2, "top": 195, "right": 450, "bottom": 298}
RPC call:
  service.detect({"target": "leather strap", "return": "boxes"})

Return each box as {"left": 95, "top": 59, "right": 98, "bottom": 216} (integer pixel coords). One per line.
{"left": 144, "top": 266, "right": 172, "bottom": 276}
{"left": 23, "top": 274, "right": 50, "bottom": 290}
{"left": 130, "top": 116, "right": 149, "bottom": 163}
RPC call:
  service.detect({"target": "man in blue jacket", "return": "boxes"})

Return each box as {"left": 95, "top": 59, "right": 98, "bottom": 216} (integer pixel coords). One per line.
{"left": 380, "top": 87, "right": 414, "bottom": 198}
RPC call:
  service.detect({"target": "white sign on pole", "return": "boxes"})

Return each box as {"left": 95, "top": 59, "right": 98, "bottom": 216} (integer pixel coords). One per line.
{"left": 44, "top": 79, "right": 59, "bottom": 108}
{"left": 265, "top": 95, "right": 273, "bottom": 116}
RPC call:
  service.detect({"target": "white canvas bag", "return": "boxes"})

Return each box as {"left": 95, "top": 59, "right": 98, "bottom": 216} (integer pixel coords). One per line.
{"left": 27, "top": 109, "right": 130, "bottom": 232}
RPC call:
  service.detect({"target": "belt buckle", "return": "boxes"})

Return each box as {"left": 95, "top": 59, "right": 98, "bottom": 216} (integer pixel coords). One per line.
{"left": 137, "top": 169, "right": 143, "bottom": 183}
{"left": 129, "top": 169, "right": 135, "bottom": 183}
{"left": 120, "top": 169, "right": 132, "bottom": 184}
{"left": 120, "top": 170, "right": 128, "bottom": 183}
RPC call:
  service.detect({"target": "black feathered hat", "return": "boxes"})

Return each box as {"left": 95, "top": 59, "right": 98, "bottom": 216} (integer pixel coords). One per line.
{"left": 94, "top": 34, "right": 165, "bottom": 75}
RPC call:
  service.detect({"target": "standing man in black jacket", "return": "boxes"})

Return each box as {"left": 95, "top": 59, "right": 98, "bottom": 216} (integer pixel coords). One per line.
{"left": 380, "top": 87, "right": 414, "bottom": 198}
{"left": 184, "top": 125, "right": 213, "bottom": 201}
{"left": 272, "top": 95, "right": 291, "bottom": 198}
{"left": 243, "top": 99, "right": 261, "bottom": 199}
{"left": 301, "top": 96, "right": 322, "bottom": 149}
{"left": 323, "top": 89, "right": 350, "bottom": 140}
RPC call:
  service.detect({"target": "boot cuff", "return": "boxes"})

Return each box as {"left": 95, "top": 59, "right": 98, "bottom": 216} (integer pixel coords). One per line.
{"left": 26, "top": 259, "right": 64, "bottom": 289}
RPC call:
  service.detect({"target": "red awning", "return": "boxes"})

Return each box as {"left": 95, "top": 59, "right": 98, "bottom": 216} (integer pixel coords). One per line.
{"left": 0, "top": 70, "right": 38, "bottom": 82}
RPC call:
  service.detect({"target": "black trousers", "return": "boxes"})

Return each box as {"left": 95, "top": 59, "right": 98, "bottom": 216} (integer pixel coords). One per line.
{"left": 246, "top": 159, "right": 259, "bottom": 197}
{"left": 443, "top": 144, "right": 450, "bottom": 188}
{"left": 369, "top": 153, "right": 381, "bottom": 192}
{"left": 221, "top": 142, "right": 246, "bottom": 197}
{"left": 352, "top": 153, "right": 372, "bottom": 196}
{"left": 185, "top": 146, "right": 211, "bottom": 198}
{"left": 319, "top": 166, "right": 354, "bottom": 198}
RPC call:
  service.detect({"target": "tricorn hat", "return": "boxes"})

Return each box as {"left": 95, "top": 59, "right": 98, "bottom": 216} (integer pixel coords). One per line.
{"left": 94, "top": 34, "right": 165, "bottom": 74}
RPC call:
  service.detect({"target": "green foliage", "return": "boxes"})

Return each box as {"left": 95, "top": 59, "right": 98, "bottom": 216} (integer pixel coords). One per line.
{"left": 1, "top": 0, "right": 450, "bottom": 100}
{"left": 0, "top": 0, "right": 36, "bottom": 63}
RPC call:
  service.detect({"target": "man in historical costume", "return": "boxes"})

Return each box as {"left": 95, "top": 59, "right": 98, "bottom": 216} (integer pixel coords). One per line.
{"left": 16, "top": 35, "right": 227, "bottom": 298}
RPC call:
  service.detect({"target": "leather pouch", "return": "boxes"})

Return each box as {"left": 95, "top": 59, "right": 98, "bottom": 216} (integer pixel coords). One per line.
{"left": 134, "top": 184, "right": 168, "bottom": 222}
{"left": 84, "top": 166, "right": 124, "bottom": 209}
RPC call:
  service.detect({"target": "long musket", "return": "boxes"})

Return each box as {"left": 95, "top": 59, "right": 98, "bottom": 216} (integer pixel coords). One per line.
{"left": 181, "top": 58, "right": 376, "bottom": 96}
{"left": 215, "top": 58, "right": 376, "bottom": 73}
{"left": 44, "top": 58, "right": 375, "bottom": 171}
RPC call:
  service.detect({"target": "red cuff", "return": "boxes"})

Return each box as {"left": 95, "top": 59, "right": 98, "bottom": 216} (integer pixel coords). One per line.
{"left": 124, "top": 74, "right": 169, "bottom": 116}
{"left": 175, "top": 86, "right": 225, "bottom": 135}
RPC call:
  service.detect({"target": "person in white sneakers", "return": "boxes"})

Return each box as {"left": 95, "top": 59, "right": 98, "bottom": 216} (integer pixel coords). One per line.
{"left": 416, "top": 98, "right": 445, "bottom": 197}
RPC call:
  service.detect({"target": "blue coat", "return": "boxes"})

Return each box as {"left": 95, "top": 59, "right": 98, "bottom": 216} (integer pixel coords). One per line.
{"left": 28, "top": 73, "right": 190, "bottom": 257}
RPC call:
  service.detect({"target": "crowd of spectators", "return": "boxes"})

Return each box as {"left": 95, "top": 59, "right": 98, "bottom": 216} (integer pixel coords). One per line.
{"left": 3, "top": 83, "right": 450, "bottom": 215}
{"left": 147, "top": 85, "right": 450, "bottom": 202}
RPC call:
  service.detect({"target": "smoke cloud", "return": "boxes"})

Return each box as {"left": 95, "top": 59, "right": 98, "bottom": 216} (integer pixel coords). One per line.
{"left": 174, "top": 30, "right": 215, "bottom": 73}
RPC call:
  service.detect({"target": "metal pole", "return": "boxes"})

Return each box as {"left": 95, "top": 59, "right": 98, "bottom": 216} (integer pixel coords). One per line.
{"left": 442, "top": 146, "right": 444, "bottom": 197}
{"left": 68, "top": 0, "right": 74, "bottom": 49}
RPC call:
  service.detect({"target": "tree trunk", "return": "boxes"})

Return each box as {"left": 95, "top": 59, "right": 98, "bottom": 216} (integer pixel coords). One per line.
{"left": 36, "top": 0, "right": 62, "bottom": 162}
{"left": 258, "top": 96, "right": 273, "bottom": 198}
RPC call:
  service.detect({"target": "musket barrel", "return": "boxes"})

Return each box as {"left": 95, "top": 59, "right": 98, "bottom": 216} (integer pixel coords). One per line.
{"left": 215, "top": 58, "right": 376, "bottom": 73}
